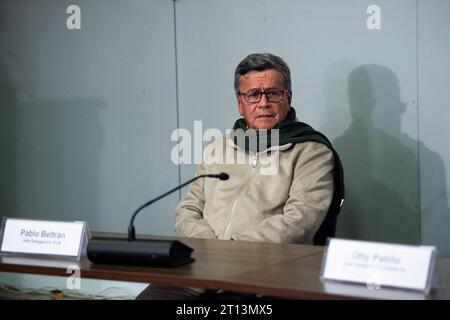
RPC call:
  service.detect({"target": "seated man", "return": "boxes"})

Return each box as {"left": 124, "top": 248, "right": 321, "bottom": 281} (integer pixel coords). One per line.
{"left": 137, "top": 53, "right": 344, "bottom": 299}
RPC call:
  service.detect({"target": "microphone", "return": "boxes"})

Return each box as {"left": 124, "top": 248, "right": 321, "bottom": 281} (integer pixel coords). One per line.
{"left": 128, "top": 172, "right": 229, "bottom": 240}
{"left": 87, "top": 173, "right": 229, "bottom": 267}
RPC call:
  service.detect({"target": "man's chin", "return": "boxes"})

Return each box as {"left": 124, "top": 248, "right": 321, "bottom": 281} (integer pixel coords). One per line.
{"left": 252, "top": 118, "right": 277, "bottom": 130}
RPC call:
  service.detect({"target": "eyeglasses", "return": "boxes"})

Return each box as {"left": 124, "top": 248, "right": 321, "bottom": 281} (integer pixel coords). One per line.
{"left": 238, "top": 89, "right": 289, "bottom": 103}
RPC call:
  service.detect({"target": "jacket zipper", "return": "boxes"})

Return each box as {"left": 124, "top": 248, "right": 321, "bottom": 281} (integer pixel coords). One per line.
{"left": 223, "top": 152, "right": 258, "bottom": 239}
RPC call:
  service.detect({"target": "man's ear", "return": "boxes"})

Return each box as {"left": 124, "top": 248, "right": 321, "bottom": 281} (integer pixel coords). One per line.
{"left": 287, "top": 90, "right": 293, "bottom": 105}
{"left": 237, "top": 95, "right": 244, "bottom": 116}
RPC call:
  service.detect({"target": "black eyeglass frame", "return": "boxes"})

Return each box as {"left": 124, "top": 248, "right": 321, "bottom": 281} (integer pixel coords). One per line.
{"left": 237, "top": 89, "right": 290, "bottom": 103}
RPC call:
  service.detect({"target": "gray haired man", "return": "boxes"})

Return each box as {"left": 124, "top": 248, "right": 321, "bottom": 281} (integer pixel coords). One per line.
{"left": 137, "top": 53, "right": 344, "bottom": 299}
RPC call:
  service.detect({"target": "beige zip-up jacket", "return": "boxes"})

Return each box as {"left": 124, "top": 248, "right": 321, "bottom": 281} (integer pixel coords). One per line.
{"left": 175, "top": 135, "right": 335, "bottom": 244}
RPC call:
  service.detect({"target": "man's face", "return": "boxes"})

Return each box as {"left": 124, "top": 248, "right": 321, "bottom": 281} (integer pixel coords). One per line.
{"left": 237, "top": 69, "right": 292, "bottom": 130}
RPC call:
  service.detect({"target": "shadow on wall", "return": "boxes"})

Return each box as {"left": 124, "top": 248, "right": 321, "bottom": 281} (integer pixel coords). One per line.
{"left": 0, "top": 57, "right": 105, "bottom": 228}
{"left": 328, "top": 64, "right": 448, "bottom": 245}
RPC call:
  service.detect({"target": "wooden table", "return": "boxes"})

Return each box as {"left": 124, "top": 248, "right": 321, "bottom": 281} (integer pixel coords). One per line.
{"left": 1, "top": 234, "right": 449, "bottom": 299}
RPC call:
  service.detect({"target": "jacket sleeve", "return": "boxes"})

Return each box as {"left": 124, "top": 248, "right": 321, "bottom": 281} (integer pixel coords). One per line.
{"left": 174, "top": 164, "right": 217, "bottom": 239}
{"left": 231, "top": 144, "right": 335, "bottom": 244}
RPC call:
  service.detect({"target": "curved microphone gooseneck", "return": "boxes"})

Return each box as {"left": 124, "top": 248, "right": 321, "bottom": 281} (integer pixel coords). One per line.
{"left": 127, "top": 173, "right": 229, "bottom": 241}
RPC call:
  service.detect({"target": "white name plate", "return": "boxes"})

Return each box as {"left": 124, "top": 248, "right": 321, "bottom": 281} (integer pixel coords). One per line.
{"left": 0, "top": 218, "right": 88, "bottom": 259}
{"left": 321, "top": 239, "right": 436, "bottom": 292}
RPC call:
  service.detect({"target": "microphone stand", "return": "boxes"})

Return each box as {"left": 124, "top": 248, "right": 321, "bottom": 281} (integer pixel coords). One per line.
{"left": 128, "top": 173, "right": 228, "bottom": 241}
{"left": 87, "top": 173, "right": 229, "bottom": 267}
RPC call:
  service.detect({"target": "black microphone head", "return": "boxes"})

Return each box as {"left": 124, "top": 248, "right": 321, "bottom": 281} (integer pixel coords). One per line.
{"left": 218, "top": 173, "right": 229, "bottom": 180}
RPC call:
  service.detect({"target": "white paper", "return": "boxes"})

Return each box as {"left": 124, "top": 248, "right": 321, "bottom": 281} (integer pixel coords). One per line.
{"left": 322, "top": 239, "right": 435, "bottom": 292}
{"left": 1, "top": 218, "right": 85, "bottom": 257}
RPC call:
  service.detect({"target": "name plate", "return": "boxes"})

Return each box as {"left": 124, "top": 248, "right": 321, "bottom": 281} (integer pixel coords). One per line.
{"left": 321, "top": 239, "right": 436, "bottom": 292}
{"left": 0, "top": 217, "right": 88, "bottom": 259}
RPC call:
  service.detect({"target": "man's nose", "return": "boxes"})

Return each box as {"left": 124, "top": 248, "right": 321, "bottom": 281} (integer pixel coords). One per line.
{"left": 257, "top": 93, "right": 271, "bottom": 108}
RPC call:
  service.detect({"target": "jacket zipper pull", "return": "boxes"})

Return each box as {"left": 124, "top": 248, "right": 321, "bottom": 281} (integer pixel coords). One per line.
{"left": 252, "top": 154, "right": 258, "bottom": 168}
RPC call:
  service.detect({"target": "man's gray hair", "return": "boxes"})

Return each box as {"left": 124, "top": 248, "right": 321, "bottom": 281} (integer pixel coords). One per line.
{"left": 234, "top": 53, "right": 291, "bottom": 95}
